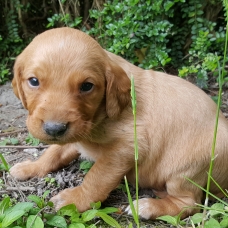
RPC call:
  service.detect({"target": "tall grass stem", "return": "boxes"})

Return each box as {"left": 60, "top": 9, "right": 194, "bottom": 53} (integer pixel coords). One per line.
{"left": 123, "top": 75, "right": 140, "bottom": 227}
{"left": 131, "top": 76, "right": 139, "bottom": 218}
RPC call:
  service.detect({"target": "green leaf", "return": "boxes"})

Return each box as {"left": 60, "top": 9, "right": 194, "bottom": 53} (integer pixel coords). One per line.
{"left": 42, "top": 190, "right": 50, "bottom": 199}
{"left": 128, "top": 223, "right": 133, "bottom": 228}
{"left": 96, "top": 211, "right": 121, "bottom": 228}
{"left": 79, "top": 160, "right": 93, "bottom": 171}
{"left": 12, "top": 202, "right": 34, "bottom": 213}
{"left": 220, "top": 217, "right": 228, "bottom": 227}
{"left": 188, "top": 18, "right": 195, "bottom": 24}
{"left": 197, "top": 10, "right": 204, "bottom": 15}
{"left": 46, "top": 215, "right": 67, "bottom": 228}
{"left": 98, "top": 207, "right": 118, "bottom": 214}
{"left": 210, "top": 203, "right": 224, "bottom": 217}
{"left": 27, "top": 195, "right": 43, "bottom": 208}
{"left": 0, "top": 197, "right": 10, "bottom": 215}
{"left": 191, "top": 213, "right": 203, "bottom": 224}
{"left": 57, "top": 204, "right": 78, "bottom": 217}
{"left": 26, "top": 215, "right": 44, "bottom": 228}
{"left": 47, "top": 201, "right": 54, "bottom": 207}
{"left": 205, "top": 217, "right": 220, "bottom": 228}
{"left": 29, "top": 208, "right": 40, "bottom": 215}
{"left": 157, "top": 215, "right": 178, "bottom": 226}
{"left": 90, "top": 201, "right": 101, "bottom": 210}
{"left": 26, "top": 133, "right": 40, "bottom": 146}
{"left": 2, "top": 210, "right": 25, "bottom": 227}
{"left": 10, "top": 138, "right": 19, "bottom": 145}
{"left": 69, "top": 224, "right": 85, "bottom": 228}
{"left": 188, "top": 12, "right": 195, "bottom": 17}
{"left": 82, "top": 209, "right": 98, "bottom": 222}
{"left": 0, "top": 139, "right": 8, "bottom": 146}
{"left": 196, "top": 17, "right": 204, "bottom": 23}
{"left": 87, "top": 225, "right": 97, "bottom": 228}
{"left": 164, "top": 1, "right": 174, "bottom": 11}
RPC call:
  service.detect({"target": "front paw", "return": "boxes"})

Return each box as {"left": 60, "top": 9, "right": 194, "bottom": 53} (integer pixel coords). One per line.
{"left": 125, "top": 198, "right": 153, "bottom": 220}
{"left": 10, "top": 161, "right": 45, "bottom": 180}
{"left": 51, "top": 187, "right": 91, "bottom": 212}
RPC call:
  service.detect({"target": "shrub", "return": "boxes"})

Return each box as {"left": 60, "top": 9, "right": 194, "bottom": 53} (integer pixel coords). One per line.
{"left": 88, "top": 0, "right": 227, "bottom": 88}
{"left": 0, "top": 0, "right": 227, "bottom": 88}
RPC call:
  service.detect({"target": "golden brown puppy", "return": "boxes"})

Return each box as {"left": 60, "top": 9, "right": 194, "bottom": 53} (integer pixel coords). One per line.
{"left": 10, "top": 27, "right": 228, "bottom": 219}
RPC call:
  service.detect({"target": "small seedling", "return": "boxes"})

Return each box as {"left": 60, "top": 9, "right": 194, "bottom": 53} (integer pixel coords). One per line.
{"left": 25, "top": 133, "right": 40, "bottom": 146}
{"left": 0, "top": 137, "right": 19, "bottom": 146}
{"left": 79, "top": 160, "right": 94, "bottom": 173}
{"left": 44, "top": 177, "right": 57, "bottom": 185}
{"left": 58, "top": 201, "right": 121, "bottom": 227}
{"left": 28, "top": 190, "right": 53, "bottom": 209}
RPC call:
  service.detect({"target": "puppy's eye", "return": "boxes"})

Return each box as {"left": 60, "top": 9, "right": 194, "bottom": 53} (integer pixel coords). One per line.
{"left": 80, "top": 82, "right": 94, "bottom": 93}
{"left": 28, "top": 77, "right": 39, "bottom": 87}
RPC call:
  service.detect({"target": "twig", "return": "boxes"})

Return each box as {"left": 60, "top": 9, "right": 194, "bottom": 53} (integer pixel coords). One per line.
{"left": 0, "top": 145, "right": 48, "bottom": 149}
{"left": 4, "top": 186, "right": 36, "bottom": 192}
{"left": 0, "top": 128, "right": 27, "bottom": 136}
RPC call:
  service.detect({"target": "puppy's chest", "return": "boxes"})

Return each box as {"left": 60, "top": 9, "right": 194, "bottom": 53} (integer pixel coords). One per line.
{"left": 75, "top": 142, "right": 101, "bottom": 161}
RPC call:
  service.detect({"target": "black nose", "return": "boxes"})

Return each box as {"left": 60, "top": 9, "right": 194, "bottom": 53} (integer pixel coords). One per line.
{"left": 43, "top": 122, "right": 68, "bottom": 137}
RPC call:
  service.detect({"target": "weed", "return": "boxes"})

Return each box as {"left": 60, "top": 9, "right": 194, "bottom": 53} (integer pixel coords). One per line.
{"left": 44, "top": 177, "right": 57, "bottom": 185}
{"left": 79, "top": 160, "right": 94, "bottom": 174}
{"left": 0, "top": 190, "right": 121, "bottom": 227}
{"left": 25, "top": 133, "right": 40, "bottom": 146}
{"left": 0, "top": 137, "right": 19, "bottom": 146}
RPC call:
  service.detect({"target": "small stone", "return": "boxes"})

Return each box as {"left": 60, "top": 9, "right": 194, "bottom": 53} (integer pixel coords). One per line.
{"left": 23, "top": 148, "right": 38, "bottom": 155}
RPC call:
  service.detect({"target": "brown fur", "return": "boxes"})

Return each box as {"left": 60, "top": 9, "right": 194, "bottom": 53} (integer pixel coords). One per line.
{"left": 10, "top": 27, "right": 228, "bottom": 219}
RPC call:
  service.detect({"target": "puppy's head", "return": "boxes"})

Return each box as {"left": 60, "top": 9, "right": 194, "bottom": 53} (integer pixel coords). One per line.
{"left": 12, "top": 28, "right": 130, "bottom": 144}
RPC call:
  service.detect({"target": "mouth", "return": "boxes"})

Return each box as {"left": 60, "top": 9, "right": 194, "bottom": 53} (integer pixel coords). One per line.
{"left": 42, "top": 137, "right": 66, "bottom": 144}
{"left": 41, "top": 135, "right": 81, "bottom": 145}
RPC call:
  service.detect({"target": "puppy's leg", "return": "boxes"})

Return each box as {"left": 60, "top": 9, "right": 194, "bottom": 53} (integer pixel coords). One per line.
{"left": 10, "top": 144, "right": 79, "bottom": 180}
{"left": 51, "top": 155, "right": 131, "bottom": 211}
{"left": 126, "top": 179, "right": 202, "bottom": 219}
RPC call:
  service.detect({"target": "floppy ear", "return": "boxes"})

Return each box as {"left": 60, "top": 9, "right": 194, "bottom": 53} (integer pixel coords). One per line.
{"left": 12, "top": 57, "right": 27, "bottom": 109}
{"left": 105, "top": 61, "right": 131, "bottom": 119}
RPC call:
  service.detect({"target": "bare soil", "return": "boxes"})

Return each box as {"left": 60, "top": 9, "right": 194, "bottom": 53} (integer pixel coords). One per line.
{"left": 1, "top": 81, "right": 228, "bottom": 227}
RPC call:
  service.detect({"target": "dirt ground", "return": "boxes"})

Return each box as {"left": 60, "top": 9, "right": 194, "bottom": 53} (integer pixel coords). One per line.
{"left": 1, "top": 81, "right": 228, "bottom": 227}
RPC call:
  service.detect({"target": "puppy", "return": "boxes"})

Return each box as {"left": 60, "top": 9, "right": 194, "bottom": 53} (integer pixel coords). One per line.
{"left": 10, "top": 27, "right": 228, "bottom": 219}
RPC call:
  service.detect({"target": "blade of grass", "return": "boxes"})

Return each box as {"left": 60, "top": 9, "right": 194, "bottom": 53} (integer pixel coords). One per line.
{"left": 123, "top": 75, "right": 139, "bottom": 227}
{"left": 0, "top": 153, "right": 10, "bottom": 172}
{"left": 185, "top": 177, "right": 228, "bottom": 207}
{"left": 209, "top": 174, "right": 228, "bottom": 198}
{"left": 124, "top": 176, "right": 139, "bottom": 225}
{"left": 130, "top": 75, "right": 139, "bottom": 218}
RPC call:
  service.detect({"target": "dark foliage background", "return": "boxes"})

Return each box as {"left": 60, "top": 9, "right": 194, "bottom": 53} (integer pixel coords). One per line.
{"left": 0, "top": 0, "right": 227, "bottom": 87}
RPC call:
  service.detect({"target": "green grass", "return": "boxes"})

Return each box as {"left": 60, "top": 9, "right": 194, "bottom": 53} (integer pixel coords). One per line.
{"left": 0, "top": 191, "right": 121, "bottom": 228}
